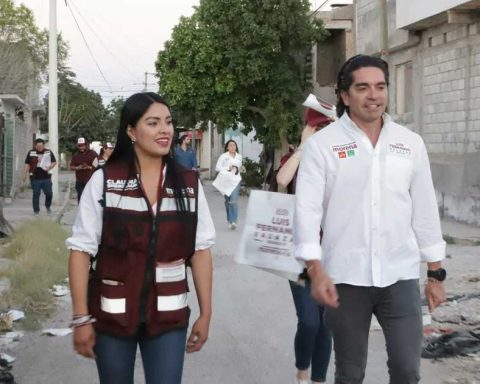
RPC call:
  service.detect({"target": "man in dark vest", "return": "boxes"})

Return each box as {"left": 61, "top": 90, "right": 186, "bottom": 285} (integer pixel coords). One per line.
{"left": 70, "top": 137, "right": 98, "bottom": 203}
{"left": 23, "top": 138, "right": 57, "bottom": 216}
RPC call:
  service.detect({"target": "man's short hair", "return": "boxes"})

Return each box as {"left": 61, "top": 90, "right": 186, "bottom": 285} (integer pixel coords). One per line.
{"left": 335, "top": 55, "right": 389, "bottom": 118}
{"left": 35, "top": 138, "right": 45, "bottom": 144}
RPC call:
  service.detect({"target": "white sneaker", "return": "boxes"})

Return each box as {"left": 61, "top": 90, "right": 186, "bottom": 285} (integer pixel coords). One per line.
{"left": 231, "top": 222, "right": 237, "bottom": 230}
{"left": 295, "top": 379, "right": 310, "bottom": 384}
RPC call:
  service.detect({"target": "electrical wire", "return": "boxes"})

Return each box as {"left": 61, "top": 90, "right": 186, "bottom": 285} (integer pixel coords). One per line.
{"left": 65, "top": 0, "right": 113, "bottom": 92}
{"left": 67, "top": 0, "right": 139, "bottom": 80}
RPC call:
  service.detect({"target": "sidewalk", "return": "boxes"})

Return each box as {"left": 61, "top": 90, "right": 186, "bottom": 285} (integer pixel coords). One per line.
{"left": 2, "top": 171, "right": 74, "bottom": 230}
{"left": 441, "top": 218, "right": 480, "bottom": 245}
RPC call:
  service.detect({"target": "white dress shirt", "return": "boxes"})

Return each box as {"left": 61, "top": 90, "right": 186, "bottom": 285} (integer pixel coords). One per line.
{"left": 294, "top": 113, "right": 445, "bottom": 287}
{"left": 215, "top": 152, "right": 242, "bottom": 173}
{"left": 66, "top": 167, "right": 216, "bottom": 257}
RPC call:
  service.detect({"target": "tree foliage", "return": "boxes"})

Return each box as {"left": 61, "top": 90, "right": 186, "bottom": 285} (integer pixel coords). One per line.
{"left": 156, "top": 0, "right": 328, "bottom": 148}
{"left": 0, "top": 0, "right": 68, "bottom": 97}
{"left": 41, "top": 71, "right": 120, "bottom": 154}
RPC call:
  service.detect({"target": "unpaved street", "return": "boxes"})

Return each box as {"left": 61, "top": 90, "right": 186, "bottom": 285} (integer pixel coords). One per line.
{"left": 4, "top": 181, "right": 479, "bottom": 383}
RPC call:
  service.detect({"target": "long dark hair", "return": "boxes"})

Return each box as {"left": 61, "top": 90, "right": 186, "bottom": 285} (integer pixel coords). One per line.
{"left": 335, "top": 55, "right": 389, "bottom": 118}
{"left": 108, "top": 92, "right": 189, "bottom": 212}
{"left": 224, "top": 139, "right": 238, "bottom": 153}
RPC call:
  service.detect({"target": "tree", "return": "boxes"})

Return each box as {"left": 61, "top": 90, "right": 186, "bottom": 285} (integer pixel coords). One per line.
{"left": 156, "top": 0, "right": 328, "bottom": 148}
{"left": 0, "top": 0, "right": 68, "bottom": 97}
{"left": 102, "top": 96, "right": 125, "bottom": 142}
{"left": 41, "top": 70, "right": 109, "bottom": 154}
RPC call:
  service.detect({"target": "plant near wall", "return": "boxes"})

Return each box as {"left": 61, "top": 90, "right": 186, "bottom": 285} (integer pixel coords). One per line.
{"left": 241, "top": 158, "right": 264, "bottom": 189}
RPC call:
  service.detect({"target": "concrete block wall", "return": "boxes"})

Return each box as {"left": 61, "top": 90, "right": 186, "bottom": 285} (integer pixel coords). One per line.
{"left": 355, "top": 0, "right": 385, "bottom": 55}
{"left": 354, "top": 0, "right": 480, "bottom": 225}
{"left": 421, "top": 22, "right": 480, "bottom": 155}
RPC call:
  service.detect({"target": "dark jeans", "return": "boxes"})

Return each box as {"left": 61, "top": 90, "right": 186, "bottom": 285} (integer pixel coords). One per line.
{"left": 94, "top": 328, "right": 188, "bottom": 384}
{"left": 75, "top": 181, "right": 87, "bottom": 203}
{"left": 289, "top": 280, "right": 332, "bottom": 382}
{"left": 32, "top": 178, "right": 52, "bottom": 213}
{"left": 325, "top": 279, "right": 423, "bottom": 384}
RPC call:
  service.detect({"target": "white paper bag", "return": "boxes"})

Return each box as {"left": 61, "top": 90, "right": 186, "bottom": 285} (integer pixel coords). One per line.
{"left": 212, "top": 171, "right": 241, "bottom": 197}
{"left": 235, "top": 190, "right": 304, "bottom": 281}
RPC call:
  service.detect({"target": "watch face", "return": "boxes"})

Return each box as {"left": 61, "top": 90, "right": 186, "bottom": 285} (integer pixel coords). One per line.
{"left": 428, "top": 268, "right": 447, "bottom": 281}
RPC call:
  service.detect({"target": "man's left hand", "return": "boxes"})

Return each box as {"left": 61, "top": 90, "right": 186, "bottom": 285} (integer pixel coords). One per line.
{"left": 424, "top": 280, "right": 446, "bottom": 312}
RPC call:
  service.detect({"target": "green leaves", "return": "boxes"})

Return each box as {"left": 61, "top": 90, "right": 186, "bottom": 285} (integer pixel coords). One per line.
{"left": 42, "top": 72, "right": 120, "bottom": 154}
{"left": 156, "top": 0, "right": 327, "bottom": 148}
{"left": 0, "top": 0, "right": 68, "bottom": 96}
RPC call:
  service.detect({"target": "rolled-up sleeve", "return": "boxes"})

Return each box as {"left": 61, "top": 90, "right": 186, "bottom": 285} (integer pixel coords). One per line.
{"left": 294, "top": 138, "right": 326, "bottom": 261}
{"left": 195, "top": 181, "right": 216, "bottom": 250}
{"left": 410, "top": 141, "right": 446, "bottom": 262}
{"left": 65, "top": 170, "right": 104, "bottom": 256}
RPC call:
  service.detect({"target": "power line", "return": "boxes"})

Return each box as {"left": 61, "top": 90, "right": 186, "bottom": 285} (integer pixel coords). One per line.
{"left": 65, "top": 0, "right": 113, "bottom": 92}
{"left": 67, "top": 0, "right": 139, "bottom": 80}
{"left": 63, "top": 0, "right": 147, "bottom": 73}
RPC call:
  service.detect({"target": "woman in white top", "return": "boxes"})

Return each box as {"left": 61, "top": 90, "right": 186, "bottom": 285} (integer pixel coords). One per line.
{"left": 66, "top": 93, "right": 215, "bottom": 384}
{"left": 215, "top": 140, "right": 242, "bottom": 230}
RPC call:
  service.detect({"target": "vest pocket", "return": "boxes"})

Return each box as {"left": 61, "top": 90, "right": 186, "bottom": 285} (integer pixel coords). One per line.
{"left": 97, "top": 280, "right": 130, "bottom": 327}
{"left": 154, "top": 280, "right": 189, "bottom": 323}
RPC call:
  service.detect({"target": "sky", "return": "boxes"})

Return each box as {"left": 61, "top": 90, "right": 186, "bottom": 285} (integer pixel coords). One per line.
{"left": 15, "top": 0, "right": 352, "bottom": 105}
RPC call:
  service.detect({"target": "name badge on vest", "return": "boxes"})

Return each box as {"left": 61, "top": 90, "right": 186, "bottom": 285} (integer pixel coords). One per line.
{"left": 155, "top": 259, "right": 186, "bottom": 283}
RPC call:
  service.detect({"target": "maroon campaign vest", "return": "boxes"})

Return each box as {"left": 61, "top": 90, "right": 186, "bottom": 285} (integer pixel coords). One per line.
{"left": 89, "top": 161, "right": 198, "bottom": 337}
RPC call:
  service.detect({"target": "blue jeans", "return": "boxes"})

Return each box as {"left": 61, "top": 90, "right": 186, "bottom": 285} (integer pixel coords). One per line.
{"left": 94, "top": 328, "right": 188, "bottom": 384}
{"left": 289, "top": 280, "right": 332, "bottom": 382}
{"left": 32, "top": 178, "right": 52, "bottom": 213}
{"left": 224, "top": 183, "right": 240, "bottom": 224}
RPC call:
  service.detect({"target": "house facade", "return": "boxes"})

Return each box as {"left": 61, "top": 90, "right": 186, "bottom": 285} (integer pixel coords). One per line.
{"left": 353, "top": 0, "right": 480, "bottom": 225}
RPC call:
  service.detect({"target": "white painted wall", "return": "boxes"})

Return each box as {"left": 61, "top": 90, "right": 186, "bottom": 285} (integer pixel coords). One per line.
{"left": 397, "top": 0, "right": 473, "bottom": 28}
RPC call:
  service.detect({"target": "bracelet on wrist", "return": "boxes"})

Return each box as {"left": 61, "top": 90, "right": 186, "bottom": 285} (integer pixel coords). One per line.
{"left": 69, "top": 314, "right": 96, "bottom": 328}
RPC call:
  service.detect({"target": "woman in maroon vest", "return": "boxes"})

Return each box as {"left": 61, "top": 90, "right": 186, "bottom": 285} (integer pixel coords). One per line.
{"left": 66, "top": 93, "right": 215, "bottom": 384}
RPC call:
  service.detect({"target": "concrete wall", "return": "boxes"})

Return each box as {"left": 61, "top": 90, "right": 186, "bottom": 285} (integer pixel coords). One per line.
{"left": 0, "top": 100, "right": 35, "bottom": 198}
{"left": 397, "top": 0, "right": 475, "bottom": 29}
{"left": 355, "top": 0, "right": 480, "bottom": 225}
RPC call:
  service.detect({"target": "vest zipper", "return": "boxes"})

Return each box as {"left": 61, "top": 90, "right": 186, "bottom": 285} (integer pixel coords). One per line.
{"left": 139, "top": 216, "right": 158, "bottom": 324}
{"left": 137, "top": 170, "right": 163, "bottom": 326}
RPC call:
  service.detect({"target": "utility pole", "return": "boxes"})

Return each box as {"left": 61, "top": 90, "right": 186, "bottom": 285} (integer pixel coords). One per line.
{"left": 143, "top": 72, "right": 156, "bottom": 92}
{"left": 49, "top": 0, "right": 59, "bottom": 202}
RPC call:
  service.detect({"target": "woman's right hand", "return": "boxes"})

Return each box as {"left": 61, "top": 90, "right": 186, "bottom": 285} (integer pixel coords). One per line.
{"left": 73, "top": 324, "right": 96, "bottom": 359}
{"left": 300, "top": 125, "right": 317, "bottom": 145}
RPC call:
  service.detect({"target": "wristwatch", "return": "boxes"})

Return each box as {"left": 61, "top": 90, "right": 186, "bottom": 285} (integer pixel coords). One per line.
{"left": 427, "top": 268, "right": 447, "bottom": 282}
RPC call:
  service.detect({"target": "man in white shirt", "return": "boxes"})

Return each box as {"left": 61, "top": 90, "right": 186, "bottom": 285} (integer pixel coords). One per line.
{"left": 294, "top": 55, "right": 447, "bottom": 383}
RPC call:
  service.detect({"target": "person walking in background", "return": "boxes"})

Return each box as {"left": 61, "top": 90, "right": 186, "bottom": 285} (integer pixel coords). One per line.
{"left": 66, "top": 92, "right": 215, "bottom": 384}
{"left": 97, "top": 142, "right": 114, "bottom": 167}
{"left": 276, "top": 96, "right": 335, "bottom": 384}
{"left": 294, "top": 55, "right": 446, "bottom": 383}
{"left": 174, "top": 134, "right": 198, "bottom": 170}
{"left": 70, "top": 137, "right": 98, "bottom": 203}
{"left": 215, "top": 140, "right": 242, "bottom": 230}
{"left": 23, "top": 138, "right": 57, "bottom": 216}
